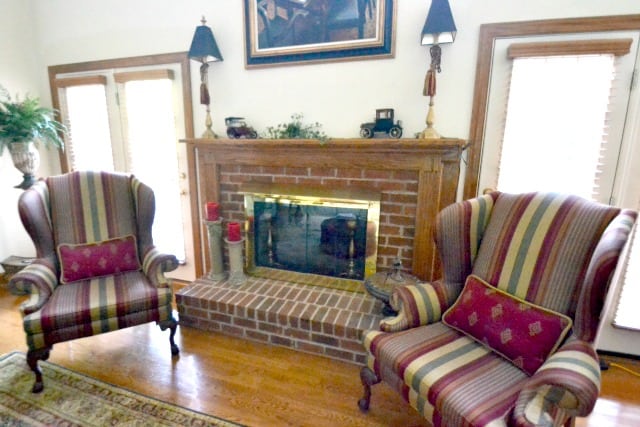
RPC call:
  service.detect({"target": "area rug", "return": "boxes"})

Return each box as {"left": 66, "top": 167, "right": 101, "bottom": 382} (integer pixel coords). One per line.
{"left": 0, "top": 352, "right": 244, "bottom": 426}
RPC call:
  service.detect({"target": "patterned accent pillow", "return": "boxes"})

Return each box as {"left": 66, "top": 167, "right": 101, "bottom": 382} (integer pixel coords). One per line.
{"left": 58, "top": 235, "right": 141, "bottom": 284}
{"left": 442, "top": 274, "right": 573, "bottom": 375}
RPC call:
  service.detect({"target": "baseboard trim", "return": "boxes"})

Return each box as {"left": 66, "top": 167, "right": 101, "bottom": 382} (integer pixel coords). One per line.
{"left": 597, "top": 349, "right": 640, "bottom": 361}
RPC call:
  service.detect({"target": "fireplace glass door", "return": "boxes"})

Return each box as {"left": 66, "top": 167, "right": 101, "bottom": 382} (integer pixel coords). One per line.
{"left": 244, "top": 186, "right": 380, "bottom": 281}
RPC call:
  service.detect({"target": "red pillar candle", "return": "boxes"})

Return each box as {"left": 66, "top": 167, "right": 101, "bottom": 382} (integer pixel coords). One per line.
{"left": 227, "top": 222, "right": 242, "bottom": 242}
{"left": 205, "top": 202, "right": 220, "bottom": 221}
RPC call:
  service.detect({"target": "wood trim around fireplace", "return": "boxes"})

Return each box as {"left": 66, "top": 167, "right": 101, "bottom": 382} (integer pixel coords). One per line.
{"left": 182, "top": 138, "right": 465, "bottom": 282}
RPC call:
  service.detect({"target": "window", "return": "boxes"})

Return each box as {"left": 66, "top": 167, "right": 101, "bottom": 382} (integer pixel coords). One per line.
{"left": 479, "top": 37, "right": 634, "bottom": 204}
{"left": 492, "top": 38, "right": 632, "bottom": 203}
{"left": 49, "top": 54, "right": 196, "bottom": 281}
{"left": 56, "top": 76, "right": 114, "bottom": 171}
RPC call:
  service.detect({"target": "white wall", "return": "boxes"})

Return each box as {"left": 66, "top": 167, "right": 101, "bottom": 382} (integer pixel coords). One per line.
{"left": 0, "top": 0, "right": 58, "bottom": 269}
{"left": 3, "top": 0, "right": 640, "bottom": 352}
{"left": 27, "top": 0, "right": 640, "bottom": 140}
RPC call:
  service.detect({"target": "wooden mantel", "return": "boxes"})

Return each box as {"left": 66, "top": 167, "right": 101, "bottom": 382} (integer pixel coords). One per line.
{"left": 183, "top": 138, "right": 466, "bottom": 281}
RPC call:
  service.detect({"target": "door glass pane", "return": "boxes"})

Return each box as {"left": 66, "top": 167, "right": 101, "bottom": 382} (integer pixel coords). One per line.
{"left": 121, "top": 79, "right": 186, "bottom": 261}
{"left": 497, "top": 55, "right": 615, "bottom": 200}
{"left": 63, "top": 85, "right": 114, "bottom": 171}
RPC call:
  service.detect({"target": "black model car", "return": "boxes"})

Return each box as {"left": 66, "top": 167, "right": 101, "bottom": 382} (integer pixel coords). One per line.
{"left": 225, "top": 117, "right": 258, "bottom": 139}
{"left": 360, "top": 108, "right": 402, "bottom": 138}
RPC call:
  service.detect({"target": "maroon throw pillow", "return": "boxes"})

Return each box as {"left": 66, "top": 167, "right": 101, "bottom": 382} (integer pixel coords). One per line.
{"left": 58, "top": 235, "right": 141, "bottom": 284}
{"left": 442, "top": 275, "right": 572, "bottom": 375}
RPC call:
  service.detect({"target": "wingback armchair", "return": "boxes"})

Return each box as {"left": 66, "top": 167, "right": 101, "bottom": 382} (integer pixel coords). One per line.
{"left": 9, "top": 171, "right": 180, "bottom": 393}
{"left": 359, "top": 192, "right": 636, "bottom": 426}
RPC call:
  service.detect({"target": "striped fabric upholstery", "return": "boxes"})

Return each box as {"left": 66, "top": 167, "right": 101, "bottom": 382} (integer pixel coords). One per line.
{"left": 8, "top": 171, "right": 178, "bottom": 354}
{"left": 365, "top": 324, "right": 529, "bottom": 425}
{"left": 574, "top": 210, "right": 637, "bottom": 341}
{"left": 23, "top": 271, "right": 173, "bottom": 349}
{"left": 380, "top": 193, "right": 498, "bottom": 333}
{"left": 511, "top": 338, "right": 601, "bottom": 426}
{"left": 380, "top": 280, "right": 460, "bottom": 332}
{"left": 9, "top": 180, "right": 58, "bottom": 308}
{"left": 47, "top": 171, "right": 138, "bottom": 249}
{"left": 142, "top": 247, "right": 177, "bottom": 288}
{"left": 362, "top": 192, "right": 637, "bottom": 426}
{"left": 435, "top": 192, "right": 498, "bottom": 285}
{"left": 9, "top": 260, "right": 57, "bottom": 315}
{"left": 471, "top": 193, "right": 619, "bottom": 318}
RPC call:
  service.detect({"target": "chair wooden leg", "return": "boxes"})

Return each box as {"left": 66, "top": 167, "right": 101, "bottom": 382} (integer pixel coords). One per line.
{"left": 159, "top": 318, "right": 180, "bottom": 356}
{"left": 358, "top": 366, "right": 381, "bottom": 412}
{"left": 27, "top": 347, "right": 51, "bottom": 393}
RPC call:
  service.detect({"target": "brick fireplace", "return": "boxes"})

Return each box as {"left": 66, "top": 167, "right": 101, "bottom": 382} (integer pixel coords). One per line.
{"left": 176, "top": 138, "right": 464, "bottom": 363}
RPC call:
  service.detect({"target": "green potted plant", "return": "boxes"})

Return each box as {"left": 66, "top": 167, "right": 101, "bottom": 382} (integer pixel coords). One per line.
{"left": 263, "top": 113, "right": 328, "bottom": 142}
{"left": 0, "top": 85, "right": 66, "bottom": 189}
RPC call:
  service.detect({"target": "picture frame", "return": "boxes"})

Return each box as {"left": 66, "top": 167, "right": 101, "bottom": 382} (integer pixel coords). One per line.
{"left": 243, "top": 0, "right": 396, "bottom": 68}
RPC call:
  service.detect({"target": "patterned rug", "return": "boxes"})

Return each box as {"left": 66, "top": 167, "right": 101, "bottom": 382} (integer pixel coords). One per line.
{"left": 0, "top": 352, "right": 244, "bottom": 426}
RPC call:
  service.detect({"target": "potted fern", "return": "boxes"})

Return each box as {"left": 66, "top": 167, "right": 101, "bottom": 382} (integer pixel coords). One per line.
{"left": 0, "top": 86, "right": 66, "bottom": 189}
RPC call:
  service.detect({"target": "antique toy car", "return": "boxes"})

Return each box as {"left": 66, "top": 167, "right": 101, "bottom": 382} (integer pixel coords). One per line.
{"left": 225, "top": 117, "right": 258, "bottom": 139}
{"left": 360, "top": 108, "right": 402, "bottom": 138}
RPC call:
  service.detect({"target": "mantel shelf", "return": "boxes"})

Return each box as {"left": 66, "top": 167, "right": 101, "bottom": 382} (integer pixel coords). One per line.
{"left": 181, "top": 137, "right": 465, "bottom": 151}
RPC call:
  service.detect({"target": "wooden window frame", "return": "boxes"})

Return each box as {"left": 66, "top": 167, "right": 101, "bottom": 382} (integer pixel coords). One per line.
{"left": 54, "top": 75, "right": 107, "bottom": 87}
{"left": 507, "top": 38, "right": 632, "bottom": 58}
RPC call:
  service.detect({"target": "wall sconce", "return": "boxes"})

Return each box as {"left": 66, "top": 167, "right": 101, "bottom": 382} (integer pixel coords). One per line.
{"left": 188, "top": 16, "right": 223, "bottom": 139}
{"left": 420, "top": 0, "right": 456, "bottom": 139}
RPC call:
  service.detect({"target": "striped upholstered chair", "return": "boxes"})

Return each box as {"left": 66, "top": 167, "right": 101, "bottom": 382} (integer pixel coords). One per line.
{"left": 359, "top": 192, "right": 636, "bottom": 426}
{"left": 9, "top": 171, "right": 179, "bottom": 393}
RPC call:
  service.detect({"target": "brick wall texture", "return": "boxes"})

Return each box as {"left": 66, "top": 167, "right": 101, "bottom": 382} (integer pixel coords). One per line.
{"left": 218, "top": 164, "right": 420, "bottom": 272}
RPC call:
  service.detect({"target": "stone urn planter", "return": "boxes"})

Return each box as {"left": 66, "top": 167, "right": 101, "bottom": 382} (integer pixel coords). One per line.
{"left": 7, "top": 141, "right": 40, "bottom": 189}
{"left": 1, "top": 85, "right": 66, "bottom": 190}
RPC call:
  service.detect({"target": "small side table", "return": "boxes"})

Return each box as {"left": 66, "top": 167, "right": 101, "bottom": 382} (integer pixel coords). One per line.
{"left": 364, "top": 260, "right": 419, "bottom": 316}
{"left": 1, "top": 255, "right": 34, "bottom": 283}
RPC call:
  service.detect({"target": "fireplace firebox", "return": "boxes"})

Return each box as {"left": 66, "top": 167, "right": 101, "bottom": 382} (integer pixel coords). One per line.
{"left": 242, "top": 183, "right": 380, "bottom": 284}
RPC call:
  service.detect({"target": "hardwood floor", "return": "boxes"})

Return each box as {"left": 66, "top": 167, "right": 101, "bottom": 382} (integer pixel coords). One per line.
{"left": 1, "top": 281, "right": 639, "bottom": 426}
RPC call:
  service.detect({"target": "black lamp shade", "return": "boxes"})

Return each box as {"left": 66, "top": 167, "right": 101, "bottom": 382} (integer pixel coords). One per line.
{"left": 421, "top": 0, "right": 457, "bottom": 45}
{"left": 189, "top": 22, "right": 223, "bottom": 63}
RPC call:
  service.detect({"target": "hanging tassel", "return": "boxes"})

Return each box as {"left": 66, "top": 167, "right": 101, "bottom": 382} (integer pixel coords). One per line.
{"left": 200, "top": 82, "right": 210, "bottom": 106}
{"left": 423, "top": 69, "right": 436, "bottom": 97}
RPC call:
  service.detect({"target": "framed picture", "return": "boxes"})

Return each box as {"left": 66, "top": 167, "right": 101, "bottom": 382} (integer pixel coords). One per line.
{"left": 243, "top": 0, "right": 396, "bottom": 68}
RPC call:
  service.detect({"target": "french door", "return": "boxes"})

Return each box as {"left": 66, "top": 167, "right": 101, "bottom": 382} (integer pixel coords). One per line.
{"left": 49, "top": 54, "right": 196, "bottom": 281}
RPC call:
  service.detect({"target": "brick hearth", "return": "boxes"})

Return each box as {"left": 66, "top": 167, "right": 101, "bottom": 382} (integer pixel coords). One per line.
{"left": 176, "top": 277, "right": 383, "bottom": 364}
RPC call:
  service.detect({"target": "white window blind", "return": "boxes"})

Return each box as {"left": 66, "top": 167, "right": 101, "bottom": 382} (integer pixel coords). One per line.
{"left": 56, "top": 76, "right": 114, "bottom": 172}
{"left": 496, "top": 54, "right": 616, "bottom": 200}
{"left": 116, "top": 76, "right": 185, "bottom": 261}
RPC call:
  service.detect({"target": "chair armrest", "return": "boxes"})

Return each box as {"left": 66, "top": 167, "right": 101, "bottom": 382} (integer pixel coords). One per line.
{"left": 512, "top": 338, "right": 601, "bottom": 425}
{"left": 8, "top": 260, "right": 57, "bottom": 316}
{"left": 380, "top": 280, "right": 462, "bottom": 332}
{"left": 141, "top": 247, "right": 179, "bottom": 288}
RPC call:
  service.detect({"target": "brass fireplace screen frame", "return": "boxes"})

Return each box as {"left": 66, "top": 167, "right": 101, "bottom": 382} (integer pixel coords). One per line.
{"left": 241, "top": 182, "right": 380, "bottom": 292}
